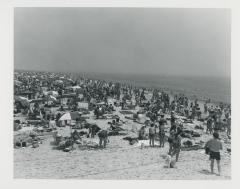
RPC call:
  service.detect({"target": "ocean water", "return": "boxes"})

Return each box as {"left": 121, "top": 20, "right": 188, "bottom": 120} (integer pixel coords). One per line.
{"left": 83, "top": 73, "right": 231, "bottom": 104}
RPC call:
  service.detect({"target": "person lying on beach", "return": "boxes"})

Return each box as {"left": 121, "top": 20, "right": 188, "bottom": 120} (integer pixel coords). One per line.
{"left": 205, "top": 132, "right": 223, "bottom": 176}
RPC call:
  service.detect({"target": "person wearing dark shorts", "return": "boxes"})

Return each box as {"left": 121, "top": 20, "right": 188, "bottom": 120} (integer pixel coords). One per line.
{"left": 209, "top": 151, "right": 221, "bottom": 160}
{"left": 205, "top": 132, "right": 223, "bottom": 175}
{"left": 98, "top": 129, "right": 109, "bottom": 148}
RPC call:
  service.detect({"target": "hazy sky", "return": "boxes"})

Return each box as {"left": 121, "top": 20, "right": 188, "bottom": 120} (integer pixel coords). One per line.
{"left": 14, "top": 8, "right": 231, "bottom": 77}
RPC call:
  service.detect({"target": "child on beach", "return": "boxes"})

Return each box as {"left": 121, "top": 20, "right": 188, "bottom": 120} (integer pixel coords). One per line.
{"left": 205, "top": 132, "right": 223, "bottom": 176}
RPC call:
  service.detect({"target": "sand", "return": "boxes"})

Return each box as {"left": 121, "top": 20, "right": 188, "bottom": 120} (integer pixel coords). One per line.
{"left": 14, "top": 135, "right": 231, "bottom": 179}
{"left": 14, "top": 106, "right": 231, "bottom": 179}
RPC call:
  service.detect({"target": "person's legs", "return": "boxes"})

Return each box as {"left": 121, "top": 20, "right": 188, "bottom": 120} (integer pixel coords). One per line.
{"left": 103, "top": 138, "right": 107, "bottom": 148}
{"left": 150, "top": 137, "right": 153, "bottom": 147}
{"left": 160, "top": 137, "right": 163, "bottom": 147}
{"left": 210, "top": 159, "right": 214, "bottom": 173}
{"left": 175, "top": 148, "right": 180, "bottom": 162}
{"left": 99, "top": 137, "right": 103, "bottom": 148}
{"left": 169, "top": 144, "right": 173, "bottom": 154}
{"left": 159, "top": 135, "right": 162, "bottom": 147}
{"left": 162, "top": 136, "right": 165, "bottom": 147}
{"left": 160, "top": 136, "right": 165, "bottom": 147}
{"left": 171, "top": 148, "right": 177, "bottom": 159}
{"left": 217, "top": 160, "right": 221, "bottom": 175}
{"left": 152, "top": 137, "right": 155, "bottom": 147}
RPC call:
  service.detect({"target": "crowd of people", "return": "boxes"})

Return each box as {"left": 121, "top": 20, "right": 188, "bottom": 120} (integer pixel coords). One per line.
{"left": 14, "top": 70, "right": 231, "bottom": 175}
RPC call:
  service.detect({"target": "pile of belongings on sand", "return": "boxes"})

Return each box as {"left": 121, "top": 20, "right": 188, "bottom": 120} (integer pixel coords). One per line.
{"left": 52, "top": 132, "right": 99, "bottom": 152}
{"left": 14, "top": 131, "right": 44, "bottom": 148}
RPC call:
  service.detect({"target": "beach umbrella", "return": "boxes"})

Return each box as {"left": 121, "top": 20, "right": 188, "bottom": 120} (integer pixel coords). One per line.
{"left": 59, "top": 112, "right": 82, "bottom": 121}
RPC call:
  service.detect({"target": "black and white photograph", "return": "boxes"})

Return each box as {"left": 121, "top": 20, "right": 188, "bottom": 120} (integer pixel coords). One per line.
{"left": 12, "top": 6, "right": 231, "bottom": 180}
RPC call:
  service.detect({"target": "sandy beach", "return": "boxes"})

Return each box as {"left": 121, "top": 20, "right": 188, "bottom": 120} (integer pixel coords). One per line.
{"left": 14, "top": 106, "right": 231, "bottom": 180}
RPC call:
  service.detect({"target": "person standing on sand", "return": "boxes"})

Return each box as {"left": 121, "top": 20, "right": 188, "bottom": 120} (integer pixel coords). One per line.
{"left": 206, "top": 117, "right": 213, "bottom": 134}
{"left": 170, "top": 132, "right": 182, "bottom": 162}
{"left": 149, "top": 123, "right": 156, "bottom": 147}
{"left": 205, "top": 132, "right": 223, "bottom": 176}
{"left": 98, "top": 129, "right": 109, "bottom": 148}
{"left": 168, "top": 130, "right": 175, "bottom": 155}
{"left": 159, "top": 114, "right": 167, "bottom": 147}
